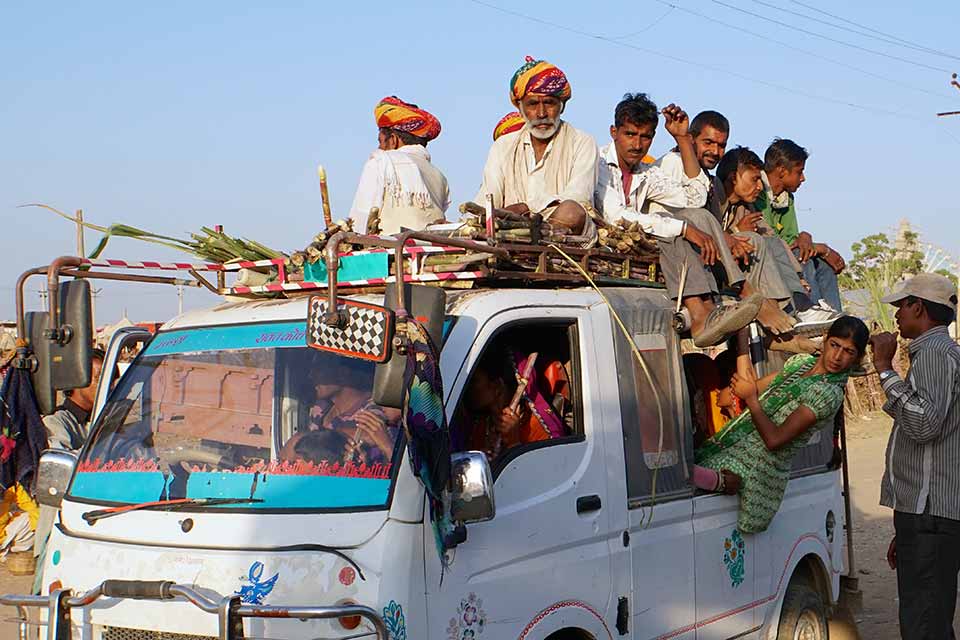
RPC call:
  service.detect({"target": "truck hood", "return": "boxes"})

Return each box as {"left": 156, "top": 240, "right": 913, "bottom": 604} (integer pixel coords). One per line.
{"left": 59, "top": 498, "right": 389, "bottom": 549}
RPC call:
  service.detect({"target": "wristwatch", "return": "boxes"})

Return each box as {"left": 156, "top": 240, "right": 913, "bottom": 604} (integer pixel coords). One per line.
{"left": 878, "top": 369, "right": 897, "bottom": 384}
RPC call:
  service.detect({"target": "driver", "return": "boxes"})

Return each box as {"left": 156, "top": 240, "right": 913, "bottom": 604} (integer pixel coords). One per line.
{"left": 281, "top": 361, "right": 399, "bottom": 465}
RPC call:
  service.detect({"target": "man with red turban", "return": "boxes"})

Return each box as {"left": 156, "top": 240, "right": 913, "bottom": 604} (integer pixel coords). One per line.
{"left": 349, "top": 96, "right": 450, "bottom": 234}
{"left": 476, "top": 57, "right": 599, "bottom": 245}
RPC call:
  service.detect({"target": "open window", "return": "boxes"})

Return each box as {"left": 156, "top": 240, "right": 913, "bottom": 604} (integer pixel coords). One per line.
{"left": 616, "top": 330, "right": 693, "bottom": 505}
{"left": 449, "top": 321, "right": 582, "bottom": 472}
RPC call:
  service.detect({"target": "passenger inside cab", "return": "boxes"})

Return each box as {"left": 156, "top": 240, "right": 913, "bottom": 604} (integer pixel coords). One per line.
{"left": 452, "top": 327, "right": 574, "bottom": 463}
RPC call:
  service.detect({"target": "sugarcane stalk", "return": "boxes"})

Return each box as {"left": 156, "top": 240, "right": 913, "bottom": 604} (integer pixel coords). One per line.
{"left": 318, "top": 165, "right": 334, "bottom": 229}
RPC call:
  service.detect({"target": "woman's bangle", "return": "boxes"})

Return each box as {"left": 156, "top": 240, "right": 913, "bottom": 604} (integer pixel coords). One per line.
{"left": 715, "top": 470, "right": 725, "bottom": 493}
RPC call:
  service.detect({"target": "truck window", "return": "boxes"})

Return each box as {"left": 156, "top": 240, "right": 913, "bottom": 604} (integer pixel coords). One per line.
{"left": 615, "top": 332, "right": 692, "bottom": 503}
{"left": 71, "top": 321, "right": 404, "bottom": 511}
{"left": 450, "top": 322, "right": 580, "bottom": 468}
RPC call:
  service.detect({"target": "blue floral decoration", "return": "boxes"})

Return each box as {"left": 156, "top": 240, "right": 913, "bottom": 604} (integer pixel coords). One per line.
{"left": 723, "top": 529, "right": 746, "bottom": 588}
{"left": 383, "top": 600, "right": 407, "bottom": 640}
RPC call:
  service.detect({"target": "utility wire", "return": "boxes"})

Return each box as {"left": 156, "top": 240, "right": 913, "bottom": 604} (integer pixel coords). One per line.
{"left": 750, "top": 0, "right": 960, "bottom": 62}
{"left": 607, "top": 6, "right": 675, "bottom": 40}
{"left": 710, "top": 0, "right": 950, "bottom": 73}
{"left": 789, "top": 0, "right": 960, "bottom": 62}
{"left": 465, "top": 0, "right": 928, "bottom": 123}
{"left": 650, "top": 0, "right": 952, "bottom": 100}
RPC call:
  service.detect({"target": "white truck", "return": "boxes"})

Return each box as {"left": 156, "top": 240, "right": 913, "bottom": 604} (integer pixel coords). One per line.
{"left": 2, "top": 234, "right": 857, "bottom": 640}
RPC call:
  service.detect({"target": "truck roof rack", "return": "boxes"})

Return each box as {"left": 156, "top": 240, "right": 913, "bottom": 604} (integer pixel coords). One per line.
{"left": 54, "top": 233, "right": 664, "bottom": 298}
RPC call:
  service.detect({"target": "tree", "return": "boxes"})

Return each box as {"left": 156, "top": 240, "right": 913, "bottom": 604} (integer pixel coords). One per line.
{"left": 839, "top": 231, "right": 924, "bottom": 331}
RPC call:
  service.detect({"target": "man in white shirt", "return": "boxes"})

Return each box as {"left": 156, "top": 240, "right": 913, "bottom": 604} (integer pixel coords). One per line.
{"left": 476, "top": 57, "right": 598, "bottom": 245}
{"left": 594, "top": 93, "right": 763, "bottom": 347}
{"left": 649, "top": 110, "right": 833, "bottom": 338}
{"left": 349, "top": 96, "right": 450, "bottom": 235}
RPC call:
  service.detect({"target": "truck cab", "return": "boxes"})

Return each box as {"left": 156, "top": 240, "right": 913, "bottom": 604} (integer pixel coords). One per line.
{"left": 15, "top": 281, "right": 847, "bottom": 640}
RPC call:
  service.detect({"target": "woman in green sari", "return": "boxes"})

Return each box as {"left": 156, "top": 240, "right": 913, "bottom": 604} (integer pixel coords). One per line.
{"left": 695, "top": 316, "right": 869, "bottom": 533}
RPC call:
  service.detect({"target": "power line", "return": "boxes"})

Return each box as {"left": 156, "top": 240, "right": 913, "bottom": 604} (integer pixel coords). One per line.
{"left": 710, "top": 0, "right": 950, "bottom": 73}
{"left": 750, "top": 0, "right": 960, "bottom": 62}
{"left": 607, "top": 6, "right": 675, "bottom": 40}
{"left": 789, "top": 0, "right": 960, "bottom": 62}
{"left": 465, "top": 0, "right": 929, "bottom": 123}
{"left": 649, "top": 0, "right": 952, "bottom": 101}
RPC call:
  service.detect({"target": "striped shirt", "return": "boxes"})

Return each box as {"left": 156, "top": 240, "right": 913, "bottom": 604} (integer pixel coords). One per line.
{"left": 880, "top": 326, "right": 960, "bottom": 519}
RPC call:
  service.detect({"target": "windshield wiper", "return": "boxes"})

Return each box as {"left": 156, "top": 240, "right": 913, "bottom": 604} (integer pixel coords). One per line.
{"left": 82, "top": 497, "right": 264, "bottom": 524}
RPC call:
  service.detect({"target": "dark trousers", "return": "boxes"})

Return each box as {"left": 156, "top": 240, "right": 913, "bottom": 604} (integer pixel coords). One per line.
{"left": 895, "top": 509, "right": 960, "bottom": 640}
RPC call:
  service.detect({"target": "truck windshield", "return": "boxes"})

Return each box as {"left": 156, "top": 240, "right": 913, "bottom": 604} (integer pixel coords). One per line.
{"left": 70, "top": 321, "right": 403, "bottom": 511}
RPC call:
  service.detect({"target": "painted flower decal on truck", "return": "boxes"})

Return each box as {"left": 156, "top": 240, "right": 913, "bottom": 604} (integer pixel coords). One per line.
{"left": 446, "top": 592, "right": 487, "bottom": 639}
{"left": 723, "top": 529, "right": 746, "bottom": 588}
{"left": 383, "top": 600, "right": 407, "bottom": 640}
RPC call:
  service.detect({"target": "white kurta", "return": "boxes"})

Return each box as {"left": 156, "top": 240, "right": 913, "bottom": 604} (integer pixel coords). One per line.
{"left": 642, "top": 150, "right": 710, "bottom": 216}
{"left": 594, "top": 142, "right": 689, "bottom": 239}
{"left": 349, "top": 145, "right": 450, "bottom": 234}
{"left": 475, "top": 121, "right": 598, "bottom": 212}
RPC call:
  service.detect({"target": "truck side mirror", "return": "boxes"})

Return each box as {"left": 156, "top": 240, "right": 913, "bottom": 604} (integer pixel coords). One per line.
{"left": 372, "top": 284, "right": 446, "bottom": 408}
{"left": 50, "top": 279, "right": 94, "bottom": 391}
{"left": 25, "top": 311, "right": 56, "bottom": 416}
{"left": 35, "top": 450, "right": 78, "bottom": 508}
{"left": 449, "top": 451, "right": 495, "bottom": 524}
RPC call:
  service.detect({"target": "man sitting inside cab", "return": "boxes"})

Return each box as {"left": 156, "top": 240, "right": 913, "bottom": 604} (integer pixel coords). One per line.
{"left": 477, "top": 57, "right": 599, "bottom": 245}
{"left": 454, "top": 347, "right": 568, "bottom": 461}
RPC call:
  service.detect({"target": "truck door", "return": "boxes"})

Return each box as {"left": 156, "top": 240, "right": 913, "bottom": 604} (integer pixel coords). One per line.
{"left": 425, "top": 308, "right": 616, "bottom": 639}
{"left": 617, "top": 328, "right": 697, "bottom": 640}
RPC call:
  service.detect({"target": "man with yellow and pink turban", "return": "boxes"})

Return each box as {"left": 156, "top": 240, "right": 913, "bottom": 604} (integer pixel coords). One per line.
{"left": 349, "top": 96, "right": 450, "bottom": 234}
{"left": 476, "top": 57, "right": 599, "bottom": 245}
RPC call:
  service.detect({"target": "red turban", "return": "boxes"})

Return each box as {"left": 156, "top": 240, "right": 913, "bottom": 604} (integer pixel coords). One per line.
{"left": 509, "top": 56, "right": 571, "bottom": 105}
{"left": 374, "top": 96, "right": 441, "bottom": 141}
{"left": 493, "top": 111, "right": 524, "bottom": 140}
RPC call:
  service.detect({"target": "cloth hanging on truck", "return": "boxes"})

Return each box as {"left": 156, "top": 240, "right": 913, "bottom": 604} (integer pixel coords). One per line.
{"left": 0, "top": 368, "right": 48, "bottom": 491}
{"left": 400, "top": 315, "right": 455, "bottom": 564}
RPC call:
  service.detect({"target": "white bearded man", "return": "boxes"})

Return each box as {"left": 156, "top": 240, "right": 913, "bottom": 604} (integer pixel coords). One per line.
{"left": 476, "top": 56, "right": 599, "bottom": 245}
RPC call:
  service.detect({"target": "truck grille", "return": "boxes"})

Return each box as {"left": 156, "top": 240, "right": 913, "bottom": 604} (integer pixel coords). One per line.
{"left": 102, "top": 627, "right": 215, "bottom": 640}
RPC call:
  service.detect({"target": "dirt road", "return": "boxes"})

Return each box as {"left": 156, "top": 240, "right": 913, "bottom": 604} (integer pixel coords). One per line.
{"left": 0, "top": 411, "right": 948, "bottom": 639}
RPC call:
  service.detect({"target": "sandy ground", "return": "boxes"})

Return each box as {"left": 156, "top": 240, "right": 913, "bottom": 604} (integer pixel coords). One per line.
{"left": 0, "top": 412, "right": 946, "bottom": 639}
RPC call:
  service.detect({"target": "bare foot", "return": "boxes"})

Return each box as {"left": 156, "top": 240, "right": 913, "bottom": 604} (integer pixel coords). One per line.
{"left": 756, "top": 298, "right": 796, "bottom": 335}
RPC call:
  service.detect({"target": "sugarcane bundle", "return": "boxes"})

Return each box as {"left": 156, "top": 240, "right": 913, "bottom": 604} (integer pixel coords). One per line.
{"left": 285, "top": 219, "right": 357, "bottom": 275}
{"left": 596, "top": 220, "right": 658, "bottom": 255}
{"left": 23, "top": 203, "right": 287, "bottom": 263}
{"left": 188, "top": 227, "right": 285, "bottom": 263}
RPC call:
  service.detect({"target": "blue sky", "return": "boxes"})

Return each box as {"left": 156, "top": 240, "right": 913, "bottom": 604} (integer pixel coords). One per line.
{"left": 2, "top": 0, "right": 959, "bottom": 323}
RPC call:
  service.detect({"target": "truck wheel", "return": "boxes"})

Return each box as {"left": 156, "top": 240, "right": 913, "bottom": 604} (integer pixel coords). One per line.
{"left": 776, "top": 580, "right": 829, "bottom": 640}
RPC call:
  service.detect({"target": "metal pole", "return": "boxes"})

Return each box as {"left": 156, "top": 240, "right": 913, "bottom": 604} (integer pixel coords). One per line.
{"left": 177, "top": 285, "right": 183, "bottom": 315}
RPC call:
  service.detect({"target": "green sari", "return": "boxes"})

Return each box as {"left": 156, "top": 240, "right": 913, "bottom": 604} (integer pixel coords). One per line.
{"left": 695, "top": 354, "right": 847, "bottom": 533}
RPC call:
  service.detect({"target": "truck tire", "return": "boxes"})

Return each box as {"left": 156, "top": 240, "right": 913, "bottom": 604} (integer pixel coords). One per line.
{"left": 776, "top": 580, "right": 829, "bottom": 640}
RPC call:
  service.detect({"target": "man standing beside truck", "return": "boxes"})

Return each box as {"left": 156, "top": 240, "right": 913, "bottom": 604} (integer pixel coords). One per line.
{"left": 871, "top": 273, "right": 960, "bottom": 640}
